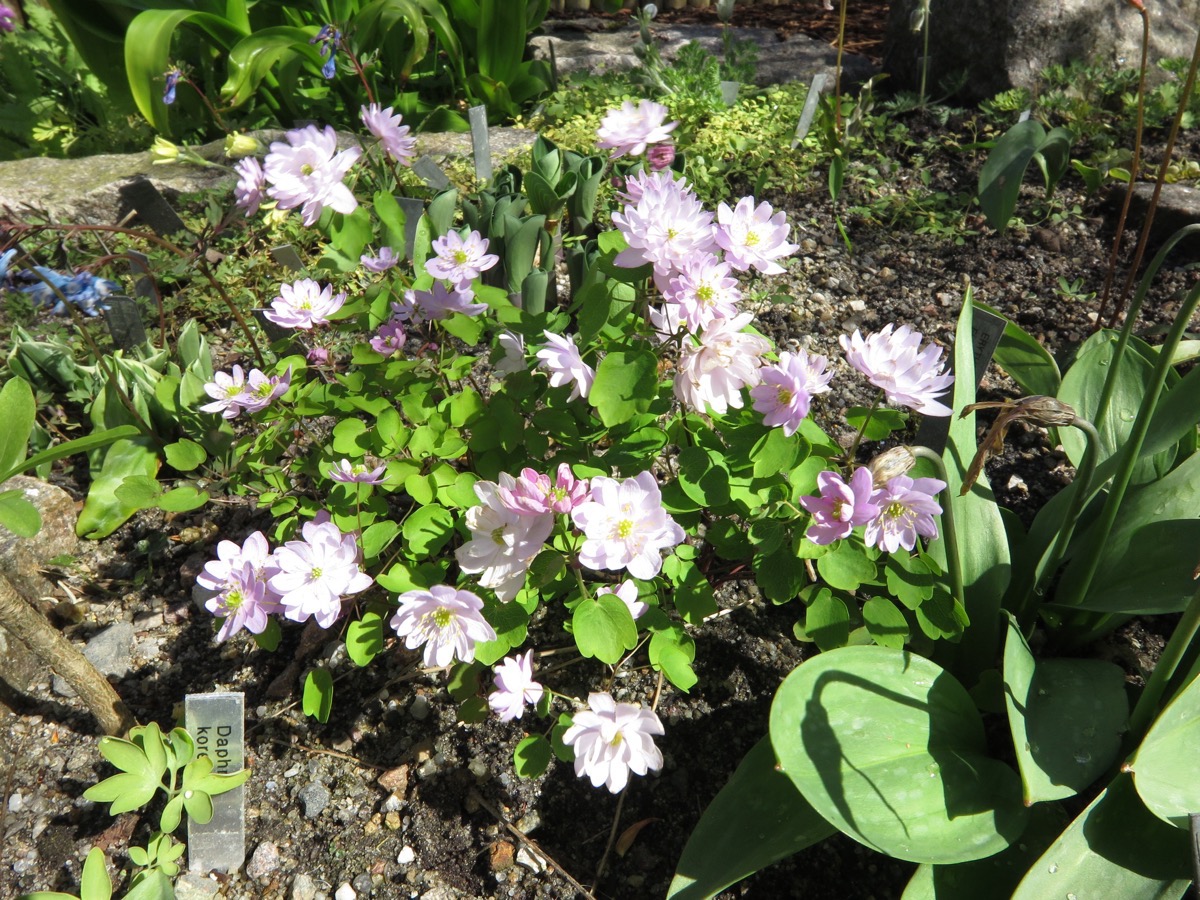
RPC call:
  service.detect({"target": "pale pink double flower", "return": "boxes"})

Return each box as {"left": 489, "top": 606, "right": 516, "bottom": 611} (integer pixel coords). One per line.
{"left": 673, "top": 313, "right": 771, "bottom": 415}
{"left": 571, "top": 472, "right": 684, "bottom": 580}
{"left": 596, "top": 99, "right": 678, "bottom": 160}
{"left": 562, "top": 692, "right": 665, "bottom": 793}
{"left": 263, "top": 124, "right": 361, "bottom": 225}
{"left": 264, "top": 278, "right": 347, "bottom": 330}
{"left": 390, "top": 585, "right": 497, "bottom": 668}
{"left": 840, "top": 324, "right": 955, "bottom": 417}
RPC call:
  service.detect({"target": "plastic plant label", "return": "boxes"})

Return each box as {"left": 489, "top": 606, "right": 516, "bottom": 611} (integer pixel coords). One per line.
{"left": 398, "top": 198, "right": 425, "bottom": 261}
{"left": 102, "top": 296, "right": 148, "bottom": 351}
{"left": 122, "top": 179, "right": 189, "bottom": 237}
{"left": 720, "top": 81, "right": 740, "bottom": 106}
{"left": 270, "top": 244, "right": 306, "bottom": 272}
{"left": 469, "top": 105, "right": 493, "bottom": 184}
{"left": 185, "top": 692, "right": 245, "bottom": 873}
{"left": 791, "top": 73, "right": 828, "bottom": 148}
{"left": 412, "top": 157, "right": 452, "bottom": 191}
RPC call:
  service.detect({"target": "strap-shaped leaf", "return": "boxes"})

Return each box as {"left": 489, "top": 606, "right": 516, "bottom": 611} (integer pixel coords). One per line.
{"left": 0, "top": 377, "right": 35, "bottom": 475}
{"left": 0, "top": 490, "right": 41, "bottom": 538}
{"left": 221, "top": 26, "right": 326, "bottom": 106}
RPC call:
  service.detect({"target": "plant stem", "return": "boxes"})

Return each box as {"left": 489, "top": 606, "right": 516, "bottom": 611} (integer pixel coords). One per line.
{"left": 844, "top": 394, "right": 882, "bottom": 463}
{"left": 833, "top": 0, "right": 848, "bottom": 136}
{"left": 1125, "top": 577, "right": 1200, "bottom": 746}
{"left": 912, "top": 446, "right": 965, "bottom": 613}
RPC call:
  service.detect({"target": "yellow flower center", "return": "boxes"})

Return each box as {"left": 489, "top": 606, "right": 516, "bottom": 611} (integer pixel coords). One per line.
{"left": 696, "top": 285, "right": 714, "bottom": 305}
{"left": 433, "top": 608, "right": 454, "bottom": 628}
{"left": 744, "top": 230, "right": 760, "bottom": 247}
{"left": 886, "top": 500, "right": 907, "bottom": 519}
{"left": 226, "top": 589, "right": 244, "bottom": 611}
{"left": 491, "top": 525, "right": 507, "bottom": 545}
{"left": 453, "top": 250, "right": 469, "bottom": 265}
{"left": 776, "top": 387, "right": 794, "bottom": 404}
{"left": 301, "top": 163, "right": 314, "bottom": 176}
{"left": 609, "top": 731, "right": 624, "bottom": 748}
{"left": 311, "top": 567, "right": 323, "bottom": 579}
{"left": 617, "top": 519, "right": 634, "bottom": 538}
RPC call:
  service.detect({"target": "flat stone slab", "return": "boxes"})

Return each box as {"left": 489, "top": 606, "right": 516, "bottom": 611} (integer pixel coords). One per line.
{"left": 534, "top": 20, "right": 875, "bottom": 90}
{"left": 1117, "top": 182, "right": 1200, "bottom": 248}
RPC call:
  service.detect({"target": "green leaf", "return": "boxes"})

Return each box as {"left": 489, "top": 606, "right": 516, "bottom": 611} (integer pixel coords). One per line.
{"left": 158, "top": 485, "right": 209, "bottom": 512}
{"left": 1010, "top": 776, "right": 1190, "bottom": 899}
{"left": 770, "top": 646, "right": 1028, "bottom": 864}
{"left": 862, "top": 596, "right": 909, "bottom": 650}
{"left": 474, "top": 600, "right": 531, "bottom": 666}
{"left": 77, "top": 438, "right": 159, "bottom": 539}
{"left": 2, "top": 425, "right": 140, "bottom": 486}
{"left": 0, "top": 377, "right": 35, "bottom": 475}
{"left": 159, "top": 793, "right": 184, "bottom": 834}
{"left": 573, "top": 595, "right": 638, "bottom": 664}
{"left": 362, "top": 520, "right": 401, "bottom": 561}
{"left": 80, "top": 846, "right": 112, "bottom": 900}
{"left": 113, "top": 475, "right": 162, "bottom": 511}
{"left": 347, "top": 611, "right": 385, "bottom": 667}
{"left": 182, "top": 787, "right": 214, "bottom": 824}
{"left": 845, "top": 406, "right": 907, "bottom": 441}
{"left": 669, "top": 559, "right": 718, "bottom": 624}
{"left": 667, "top": 737, "right": 837, "bottom": 899}
{"left": 885, "top": 553, "right": 936, "bottom": 610}
{"left": 163, "top": 439, "right": 206, "bottom": 472}
{"left": 303, "top": 668, "right": 334, "bottom": 723}
{"left": 0, "top": 489, "right": 41, "bottom": 538}
{"left": 1129, "top": 666, "right": 1200, "bottom": 828}
{"left": 978, "top": 119, "right": 1047, "bottom": 232}
{"left": 750, "top": 427, "right": 799, "bottom": 478}
{"left": 221, "top": 26, "right": 324, "bottom": 106}
{"left": 98, "top": 735, "right": 156, "bottom": 778}
{"left": 753, "top": 537, "right": 808, "bottom": 604}
{"left": 676, "top": 446, "right": 731, "bottom": 509}
{"left": 649, "top": 626, "right": 698, "bottom": 692}
{"left": 805, "top": 589, "right": 850, "bottom": 650}
{"left": 514, "top": 735, "right": 552, "bottom": 779}
{"left": 816, "top": 541, "right": 876, "bottom": 592}
{"left": 590, "top": 348, "right": 657, "bottom": 427}
{"left": 1002, "top": 614, "right": 1128, "bottom": 805}
{"left": 83, "top": 773, "right": 158, "bottom": 816}
{"left": 402, "top": 504, "right": 454, "bottom": 558}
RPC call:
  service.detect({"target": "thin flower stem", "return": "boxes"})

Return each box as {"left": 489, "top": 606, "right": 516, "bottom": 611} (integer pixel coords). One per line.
{"left": 1125, "top": 577, "right": 1200, "bottom": 748}
{"left": 912, "top": 446, "right": 965, "bottom": 612}
{"left": 844, "top": 394, "right": 883, "bottom": 463}
{"left": 833, "top": 0, "right": 848, "bottom": 136}
{"left": 184, "top": 78, "right": 229, "bottom": 132}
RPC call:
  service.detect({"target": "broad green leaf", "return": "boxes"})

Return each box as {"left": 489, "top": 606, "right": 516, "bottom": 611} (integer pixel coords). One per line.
{"left": 77, "top": 438, "right": 160, "bottom": 539}
{"left": 474, "top": 600, "right": 531, "bottom": 666}
{"left": 122, "top": 869, "right": 175, "bottom": 900}
{"left": 0, "top": 377, "right": 35, "bottom": 474}
{"left": 929, "top": 291, "right": 1010, "bottom": 683}
{"left": 978, "top": 120, "right": 1049, "bottom": 232}
{"left": 98, "top": 735, "right": 156, "bottom": 778}
{"left": 816, "top": 541, "right": 876, "bottom": 592}
{"left": 590, "top": 348, "right": 657, "bottom": 427}
{"left": 669, "top": 558, "right": 718, "bottom": 624}
{"left": 182, "top": 787, "right": 214, "bottom": 824}
{"left": 0, "top": 489, "right": 41, "bottom": 538}
{"left": 1129, "top": 668, "right": 1200, "bottom": 828}
{"left": 222, "top": 27, "right": 325, "bottom": 106}
{"left": 805, "top": 589, "right": 849, "bottom": 650}
{"left": 0, "top": 425, "right": 140, "bottom": 486}
{"left": 347, "top": 611, "right": 385, "bottom": 667}
{"left": 1011, "top": 776, "right": 1189, "bottom": 899}
{"left": 770, "top": 646, "right": 1028, "bottom": 864}
{"left": 846, "top": 406, "right": 907, "bottom": 441}
{"left": 863, "top": 596, "right": 909, "bottom": 650}
{"left": 573, "top": 595, "right": 638, "bottom": 664}
{"left": 401, "top": 504, "right": 454, "bottom": 558}
{"left": 163, "top": 439, "right": 206, "bottom": 472}
{"left": 514, "top": 735, "right": 552, "bottom": 779}
{"left": 158, "top": 484, "right": 210, "bottom": 513}
{"left": 113, "top": 475, "right": 162, "bottom": 511}
{"left": 159, "top": 793, "right": 184, "bottom": 834}
{"left": 83, "top": 772, "right": 158, "bottom": 815}
{"left": 1057, "top": 450, "right": 1200, "bottom": 614}
{"left": 362, "top": 520, "right": 401, "bottom": 561}
{"left": 303, "top": 668, "right": 334, "bottom": 723}
{"left": 676, "top": 446, "right": 731, "bottom": 509}
{"left": 753, "top": 538, "right": 808, "bottom": 604}
{"left": 668, "top": 737, "right": 836, "bottom": 899}
{"left": 750, "top": 427, "right": 798, "bottom": 478}
{"left": 1002, "top": 614, "right": 1127, "bottom": 804}
{"left": 977, "top": 302, "right": 1061, "bottom": 397}
{"left": 80, "top": 846, "right": 113, "bottom": 900}
{"left": 649, "top": 626, "right": 698, "bottom": 692}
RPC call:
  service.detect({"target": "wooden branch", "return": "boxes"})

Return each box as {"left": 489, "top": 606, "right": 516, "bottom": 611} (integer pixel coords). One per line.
{"left": 0, "top": 572, "right": 135, "bottom": 736}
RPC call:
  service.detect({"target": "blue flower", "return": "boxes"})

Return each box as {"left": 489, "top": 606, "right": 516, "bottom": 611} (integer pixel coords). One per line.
{"left": 309, "top": 25, "right": 340, "bottom": 80}
{"left": 5, "top": 263, "right": 118, "bottom": 316}
{"left": 163, "top": 67, "right": 182, "bottom": 105}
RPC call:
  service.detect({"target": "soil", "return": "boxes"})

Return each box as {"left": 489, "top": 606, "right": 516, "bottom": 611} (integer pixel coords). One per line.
{"left": 3, "top": 12, "right": 1200, "bottom": 900}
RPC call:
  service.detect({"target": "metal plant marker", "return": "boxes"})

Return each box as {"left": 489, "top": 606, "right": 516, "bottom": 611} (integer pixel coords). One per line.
{"left": 185, "top": 692, "right": 245, "bottom": 873}
{"left": 412, "top": 157, "right": 452, "bottom": 192}
{"left": 914, "top": 306, "right": 1007, "bottom": 455}
{"left": 123, "top": 179, "right": 189, "bottom": 237}
{"left": 102, "top": 296, "right": 147, "bottom": 351}
{"left": 792, "top": 73, "right": 829, "bottom": 148}
{"left": 251, "top": 308, "right": 293, "bottom": 345}
{"left": 469, "top": 105, "right": 493, "bottom": 184}
{"left": 397, "top": 197, "right": 426, "bottom": 261}
{"left": 720, "top": 80, "right": 740, "bottom": 106}
{"left": 270, "top": 244, "right": 306, "bottom": 272}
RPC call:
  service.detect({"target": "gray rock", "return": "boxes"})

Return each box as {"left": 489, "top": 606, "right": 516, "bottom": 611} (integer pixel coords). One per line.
{"left": 1118, "top": 182, "right": 1200, "bottom": 247}
{"left": 885, "top": 0, "right": 1200, "bottom": 101}
{"left": 532, "top": 20, "right": 875, "bottom": 91}
{"left": 245, "top": 840, "right": 280, "bottom": 880}
{"left": 172, "top": 872, "right": 221, "bottom": 900}
{"left": 291, "top": 873, "right": 319, "bottom": 900}
{"left": 0, "top": 476, "right": 78, "bottom": 602}
{"left": 52, "top": 621, "right": 135, "bottom": 698}
{"left": 297, "top": 781, "right": 331, "bottom": 819}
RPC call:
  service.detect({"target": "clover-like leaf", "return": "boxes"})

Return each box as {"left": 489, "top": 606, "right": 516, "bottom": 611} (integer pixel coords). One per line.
{"left": 83, "top": 773, "right": 158, "bottom": 816}
{"left": 182, "top": 788, "right": 215, "bottom": 825}
{"left": 158, "top": 793, "right": 185, "bottom": 834}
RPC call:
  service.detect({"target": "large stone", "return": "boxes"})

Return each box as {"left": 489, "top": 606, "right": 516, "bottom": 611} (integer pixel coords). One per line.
{"left": 0, "top": 476, "right": 79, "bottom": 694}
{"left": 534, "top": 20, "right": 875, "bottom": 90}
{"left": 885, "top": 0, "right": 1200, "bottom": 101}
{"left": 1118, "top": 181, "right": 1200, "bottom": 247}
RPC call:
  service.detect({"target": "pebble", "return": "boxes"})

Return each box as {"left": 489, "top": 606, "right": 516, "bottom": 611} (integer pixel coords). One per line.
{"left": 246, "top": 840, "right": 280, "bottom": 880}
{"left": 409, "top": 695, "right": 430, "bottom": 721}
{"left": 397, "top": 846, "right": 416, "bottom": 865}
{"left": 334, "top": 882, "right": 356, "bottom": 900}
{"left": 52, "top": 622, "right": 135, "bottom": 697}
{"left": 467, "top": 758, "right": 487, "bottom": 779}
{"left": 377, "top": 765, "right": 409, "bottom": 794}
{"left": 291, "top": 873, "right": 318, "bottom": 900}
{"left": 352, "top": 873, "right": 373, "bottom": 893}
{"left": 173, "top": 873, "right": 220, "bottom": 899}
{"left": 489, "top": 841, "right": 515, "bottom": 872}
{"left": 298, "top": 782, "right": 331, "bottom": 819}
{"left": 515, "top": 810, "right": 540, "bottom": 834}
{"left": 516, "top": 846, "right": 546, "bottom": 874}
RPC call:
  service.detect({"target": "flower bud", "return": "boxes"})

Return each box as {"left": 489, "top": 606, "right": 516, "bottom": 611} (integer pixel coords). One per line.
{"left": 646, "top": 141, "right": 676, "bottom": 171}
{"left": 867, "top": 446, "right": 916, "bottom": 487}
{"left": 1014, "top": 396, "right": 1077, "bottom": 427}
{"left": 224, "top": 133, "right": 260, "bottom": 159}
{"left": 150, "top": 136, "right": 180, "bottom": 164}
{"left": 306, "top": 346, "right": 330, "bottom": 366}
{"left": 716, "top": 0, "right": 735, "bottom": 23}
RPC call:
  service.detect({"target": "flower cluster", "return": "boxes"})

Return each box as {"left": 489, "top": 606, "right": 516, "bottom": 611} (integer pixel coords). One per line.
{"left": 198, "top": 516, "right": 373, "bottom": 639}
{"left": 801, "top": 468, "right": 947, "bottom": 552}
{"left": 200, "top": 365, "right": 291, "bottom": 419}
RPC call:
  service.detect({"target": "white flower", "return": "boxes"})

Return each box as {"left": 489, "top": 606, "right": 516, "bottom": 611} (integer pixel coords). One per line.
{"left": 424, "top": 230, "right": 499, "bottom": 287}
{"left": 714, "top": 197, "right": 799, "bottom": 275}
{"left": 840, "top": 324, "right": 955, "bottom": 416}
{"left": 596, "top": 580, "right": 648, "bottom": 619}
{"left": 268, "top": 517, "right": 373, "bottom": 629}
{"left": 596, "top": 99, "right": 678, "bottom": 159}
{"left": 535, "top": 331, "right": 595, "bottom": 401}
{"left": 673, "top": 313, "right": 771, "bottom": 414}
{"left": 456, "top": 480, "right": 554, "bottom": 601}
{"left": 488, "top": 650, "right": 543, "bottom": 721}
{"left": 263, "top": 278, "right": 347, "bottom": 330}
{"left": 263, "top": 124, "right": 361, "bottom": 226}
{"left": 390, "top": 585, "right": 497, "bottom": 668}
{"left": 494, "top": 331, "right": 526, "bottom": 375}
{"left": 562, "top": 692, "right": 665, "bottom": 793}
{"left": 571, "top": 472, "right": 685, "bottom": 580}
{"left": 360, "top": 103, "right": 416, "bottom": 164}
{"left": 199, "top": 365, "right": 249, "bottom": 419}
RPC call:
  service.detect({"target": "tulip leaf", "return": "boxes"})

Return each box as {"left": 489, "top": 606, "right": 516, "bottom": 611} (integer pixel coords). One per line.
{"left": 0, "top": 377, "right": 35, "bottom": 475}
{"left": 1129, "top": 668, "right": 1200, "bottom": 828}
{"left": 77, "top": 437, "right": 160, "bottom": 539}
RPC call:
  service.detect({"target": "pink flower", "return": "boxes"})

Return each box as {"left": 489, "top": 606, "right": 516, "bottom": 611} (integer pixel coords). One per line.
{"left": 361, "top": 246, "right": 400, "bottom": 273}
{"left": 865, "top": 476, "right": 946, "bottom": 553}
{"left": 616, "top": 168, "right": 687, "bottom": 207}
{"left": 714, "top": 197, "right": 798, "bottom": 275}
{"left": 561, "top": 692, "right": 665, "bottom": 793}
{"left": 0, "top": 4, "right": 16, "bottom": 32}
{"left": 370, "top": 321, "right": 406, "bottom": 356}
{"left": 749, "top": 350, "right": 832, "bottom": 437}
{"left": 571, "top": 472, "right": 685, "bottom": 580}
{"left": 405, "top": 281, "right": 487, "bottom": 323}
{"left": 494, "top": 331, "right": 526, "bottom": 375}
{"left": 238, "top": 367, "right": 292, "bottom": 413}
{"left": 662, "top": 252, "right": 741, "bottom": 333}
{"left": 456, "top": 479, "right": 555, "bottom": 602}
{"left": 390, "top": 585, "right": 497, "bottom": 668}
{"left": 360, "top": 103, "right": 416, "bottom": 164}
{"left": 673, "top": 313, "right": 770, "bottom": 414}
{"left": 596, "top": 99, "right": 679, "bottom": 159}
{"left": 799, "top": 468, "right": 880, "bottom": 545}
{"left": 199, "top": 365, "right": 250, "bottom": 419}
{"left": 263, "top": 124, "right": 361, "bottom": 226}
{"left": 328, "top": 459, "right": 386, "bottom": 484}
{"left": 268, "top": 518, "right": 373, "bottom": 629}
{"left": 197, "top": 531, "right": 275, "bottom": 594}
{"left": 306, "top": 346, "right": 330, "bottom": 366}
{"left": 840, "top": 324, "right": 955, "bottom": 417}
{"left": 233, "top": 157, "right": 266, "bottom": 217}
{"left": 645, "top": 141, "right": 676, "bottom": 171}
{"left": 612, "top": 175, "right": 716, "bottom": 283}
{"left": 488, "top": 650, "right": 543, "bottom": 721}
{"left": 264, "top": 278, "right": 347, "bottom": 330}
{"left": 424, "top": 230, "right": 499, "bottom": 287}
{"left": 498, "top": 464, "right": 589, "bottom": 516}
{"left": 197, "top": 532, "right": 281, "bottom": 641}
{"left": 535, "top": 331, "right": 595, "bottom": 402}
{"left": 596, "top": 580, "right": 647, "bottom": 619}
